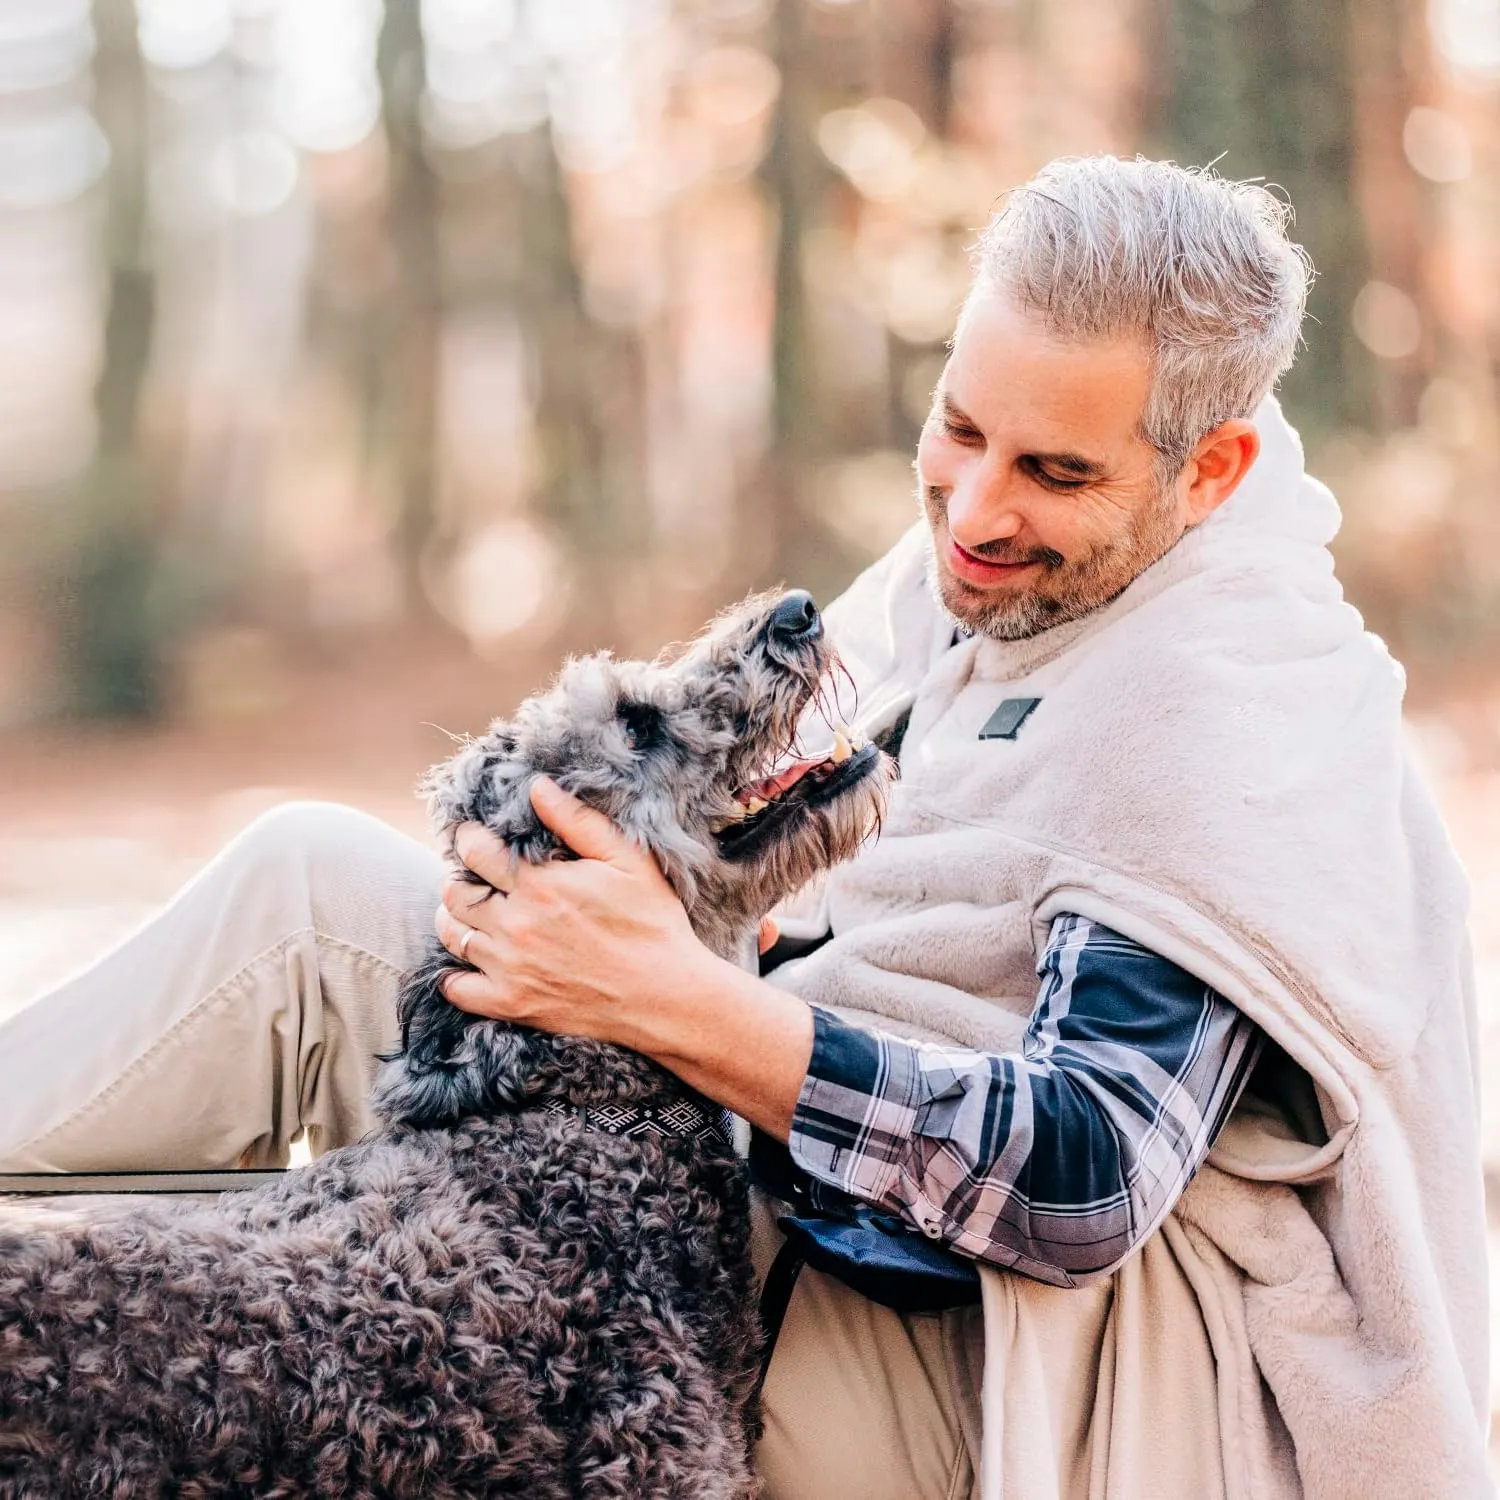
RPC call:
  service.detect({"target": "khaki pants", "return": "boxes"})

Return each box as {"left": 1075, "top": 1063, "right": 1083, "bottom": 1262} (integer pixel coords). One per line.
{"left": 0, "top": 802, "right": 979, "bottom": 1500}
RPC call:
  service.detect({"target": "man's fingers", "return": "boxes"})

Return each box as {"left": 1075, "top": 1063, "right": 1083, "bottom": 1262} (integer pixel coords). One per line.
{"left": 442, "top": 873, "right": 504, "bottom": 923}
{"left": 530, "top": 776, "right": 637, "bottom": 864}
{"left": 758, "top": 917, "right": 779, "bottom": 955}
{"left": 439, "top": 967, "right": 503, "bottom": 1017}
{"left": 435, "top": 903, "right": 494, "bottom": 970}
{"left": 452, "top": 823, "right": 516, "bottom": 891}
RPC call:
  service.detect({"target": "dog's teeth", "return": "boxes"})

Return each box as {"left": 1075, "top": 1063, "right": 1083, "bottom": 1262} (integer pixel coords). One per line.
{"left": 745, "top": 795, "right": 769, "bottom": 815}
{"left": 830, "top": 729, "right": 853, "bottom": 765}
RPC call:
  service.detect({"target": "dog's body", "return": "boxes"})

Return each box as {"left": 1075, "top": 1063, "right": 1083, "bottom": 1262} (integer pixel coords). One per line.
{"left": 1, "top": 1081, "right": 755, "bottom": 1498}
{"left": 0, "top": 591, "right": 893, "bottom": 1499}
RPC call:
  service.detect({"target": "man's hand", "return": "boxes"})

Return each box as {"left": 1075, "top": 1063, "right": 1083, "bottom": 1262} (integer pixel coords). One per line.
{"left": 436, "top": 777, "right": 715, "bottom": 1050}
{"left": 434, "top": 777, "right": 811, "bottom": 1139}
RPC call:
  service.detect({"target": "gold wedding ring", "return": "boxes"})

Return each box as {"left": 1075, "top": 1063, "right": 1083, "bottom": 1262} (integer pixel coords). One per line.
{"left": 457, "top": 925, "right": 477, "bottom": 961}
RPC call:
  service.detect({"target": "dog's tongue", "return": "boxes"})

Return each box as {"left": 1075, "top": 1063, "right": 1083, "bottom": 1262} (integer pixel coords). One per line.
{"left": 742, "top": 757, "right": 824, "bottom": 804}
{"left": 739, "top": 725, "right": 861, "bottom": 805}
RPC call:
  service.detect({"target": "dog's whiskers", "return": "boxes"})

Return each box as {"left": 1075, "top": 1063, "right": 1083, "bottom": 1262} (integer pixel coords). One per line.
{"left": 834, "top": 662, "right": 860, "bottom": 726}
{"left": 421, "top": 722, "right": 474, "bottom": 746}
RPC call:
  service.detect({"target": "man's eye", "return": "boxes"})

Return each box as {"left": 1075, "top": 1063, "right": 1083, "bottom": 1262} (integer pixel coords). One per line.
{"left": 1023, "top": 460, "right": 1088, "bottom": 493}
{"left": 941, "top": 417, "right": 984, "bottom": 446}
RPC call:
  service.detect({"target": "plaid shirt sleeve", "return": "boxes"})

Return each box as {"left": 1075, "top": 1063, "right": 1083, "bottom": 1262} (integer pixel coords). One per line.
{"left": 785, "top": 913, "right": 1264, "bottom": 1287}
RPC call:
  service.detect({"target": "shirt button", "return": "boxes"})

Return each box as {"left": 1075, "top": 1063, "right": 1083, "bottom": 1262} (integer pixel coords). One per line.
{"left": 921, "top": 1219, "right": 943, "bottom": 1241}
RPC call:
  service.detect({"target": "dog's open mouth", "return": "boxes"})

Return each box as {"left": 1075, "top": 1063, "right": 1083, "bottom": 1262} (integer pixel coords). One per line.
{"left": 712, "top": 720, "right": 880, "bottom": 860}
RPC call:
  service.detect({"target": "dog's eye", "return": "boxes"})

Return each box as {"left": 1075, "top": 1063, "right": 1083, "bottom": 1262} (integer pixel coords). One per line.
{"left": 618, "top": 701, "right": 662, "bottom": 752}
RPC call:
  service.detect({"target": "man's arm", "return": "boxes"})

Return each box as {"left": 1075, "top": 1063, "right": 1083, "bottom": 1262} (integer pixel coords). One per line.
{"left": 783, "top": 914, "right": 1263, "bottom": 1285}
{"left": 436, "top": 781, "right": 1262, "bottom": 1284}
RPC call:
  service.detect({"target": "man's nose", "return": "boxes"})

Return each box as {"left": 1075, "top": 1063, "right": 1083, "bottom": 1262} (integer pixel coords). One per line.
{"left": 768, "top": 590, "right": 823, "bottom": 644}
{"left": 946, "top": 466, "right": 1026, "bottom": 547}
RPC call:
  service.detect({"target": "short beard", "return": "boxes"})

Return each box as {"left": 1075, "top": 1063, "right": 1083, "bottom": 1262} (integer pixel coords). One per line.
{"left": 922, "top": 482, "right": 1184, "bottom": 642}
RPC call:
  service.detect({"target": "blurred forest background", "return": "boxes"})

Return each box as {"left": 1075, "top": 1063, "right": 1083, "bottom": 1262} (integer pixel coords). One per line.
{"left": 2, "top": 0, "right": 1498, "bottom": 727}
{"left": 3, "top": 0, "right": 1500, "bottom": 1442}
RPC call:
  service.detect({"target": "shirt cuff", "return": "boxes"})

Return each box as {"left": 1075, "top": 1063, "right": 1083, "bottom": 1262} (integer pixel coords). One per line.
{"left": 787, "top": 1006, "right": 924, "bottom": 1205}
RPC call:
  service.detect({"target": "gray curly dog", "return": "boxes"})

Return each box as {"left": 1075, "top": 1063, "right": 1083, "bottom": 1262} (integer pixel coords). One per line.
{"left": 0, "top": 589, "right": 894, "bottom": 1499}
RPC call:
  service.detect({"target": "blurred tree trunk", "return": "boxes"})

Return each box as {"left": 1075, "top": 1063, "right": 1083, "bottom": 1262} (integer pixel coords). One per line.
{"left": 880, "top": 0, "right": 957, "bottom": 452}
{"left": 517, "top": 131, "right": 654, "bottom": 644}
{"left": 1347, "top": 0, "right": 1436, "bottom": 428}
{"left": 764, "top": 0, "right": 825, "bottom": 582}
{"left": 379, "top": 0, "right": 442, "bottom": 618}
{"left": 519, "top": 136, "right": 609, "bottom": 553}
{"left": 59, "top": 0, "right": 161, "bottom": 718}
{"left": 1141, "top": 0, "right": 1376, "bottom": 439}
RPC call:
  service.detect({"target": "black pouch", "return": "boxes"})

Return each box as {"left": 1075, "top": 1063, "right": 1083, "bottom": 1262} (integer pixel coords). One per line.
{"left": 748, "top": 1129, "right": 981, "bottom": 1398}
{"left": 749, "top": 1126, "right": 979, "bottom": 1311}
{"left": 773, "top": 1207, "right": 981, "bottom": 1314}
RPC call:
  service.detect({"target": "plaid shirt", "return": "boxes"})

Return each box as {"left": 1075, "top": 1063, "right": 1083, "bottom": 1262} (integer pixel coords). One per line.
{"left": 786, "top": 913, "right": 1264, "bottom": 1287}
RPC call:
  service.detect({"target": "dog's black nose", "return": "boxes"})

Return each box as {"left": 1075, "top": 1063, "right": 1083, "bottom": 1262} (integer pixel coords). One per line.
{"left": 769, "top": 590, "right": 822, "bottom": 644}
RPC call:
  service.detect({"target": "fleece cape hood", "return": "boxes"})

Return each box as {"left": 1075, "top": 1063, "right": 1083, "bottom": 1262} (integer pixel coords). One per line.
{"left": 769, "top": 397, "right": 1490, "bottom": 1498}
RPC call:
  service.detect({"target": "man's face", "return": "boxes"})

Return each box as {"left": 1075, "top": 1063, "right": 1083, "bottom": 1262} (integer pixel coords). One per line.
{"left": 916, "top": 291, "right": 1191, "bottom": 640}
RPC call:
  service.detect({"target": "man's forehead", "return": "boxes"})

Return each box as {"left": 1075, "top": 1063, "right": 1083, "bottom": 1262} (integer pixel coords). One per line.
{"left": 944, "top": 292, "right": 1153, "bottom": 456}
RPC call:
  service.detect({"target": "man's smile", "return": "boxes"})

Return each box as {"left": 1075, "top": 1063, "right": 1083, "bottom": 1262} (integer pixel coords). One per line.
{"left": 942, "top": 533, "right": 1048, "bottom": 589}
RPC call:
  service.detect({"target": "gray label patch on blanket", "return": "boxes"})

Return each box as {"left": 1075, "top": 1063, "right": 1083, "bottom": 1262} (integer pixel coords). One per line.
{"left": 978, "top": 698, "right": 1042, "bottom": 740}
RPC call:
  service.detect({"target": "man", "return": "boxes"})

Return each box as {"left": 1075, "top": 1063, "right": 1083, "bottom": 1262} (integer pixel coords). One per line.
{"left": 0, "top": 157, "right": 1488, "bottom": 1498}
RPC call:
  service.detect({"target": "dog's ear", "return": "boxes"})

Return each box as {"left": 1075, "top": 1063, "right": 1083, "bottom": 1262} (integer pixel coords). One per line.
{"left": 423, "top": 721, "right": 564, "bottom": 864}
{"left": 421, "top": 732, "right": 499, "bottom": 832}
{"left": 484, "top": 775, "right": 563, "bottom": 866}
{"left": 371, "top": 952, "right": 544, "bottom": 1127}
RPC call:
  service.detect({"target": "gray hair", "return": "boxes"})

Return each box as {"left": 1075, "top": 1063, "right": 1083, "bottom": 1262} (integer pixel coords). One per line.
{"left": 966, "top": 155, "right": 1313, "bottom": 474}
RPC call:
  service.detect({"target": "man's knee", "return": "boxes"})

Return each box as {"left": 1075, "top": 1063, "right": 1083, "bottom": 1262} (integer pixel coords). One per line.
{"left": 232, "top": 798, "right": 381, "bottom": 858}
{"left": 223, "top": 803, "right": 443, "bottom": 948}
{"left": 228, "top": 802, "right": 427, "bottom": 883}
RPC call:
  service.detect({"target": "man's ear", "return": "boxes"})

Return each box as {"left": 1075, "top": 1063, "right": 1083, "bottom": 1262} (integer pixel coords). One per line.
{"left": 1180, "top": 419, "right": 1260, "bottom": 526}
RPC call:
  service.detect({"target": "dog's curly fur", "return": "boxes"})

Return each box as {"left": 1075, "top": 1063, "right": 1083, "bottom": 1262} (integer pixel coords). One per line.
{"left": 0, "top": 591, "right": 894, "bottom": 1499}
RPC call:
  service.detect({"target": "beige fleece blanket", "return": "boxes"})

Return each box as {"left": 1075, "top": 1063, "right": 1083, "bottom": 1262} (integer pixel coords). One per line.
{"left": 770, "top": 398, "right": 1491, "bottom": 1498}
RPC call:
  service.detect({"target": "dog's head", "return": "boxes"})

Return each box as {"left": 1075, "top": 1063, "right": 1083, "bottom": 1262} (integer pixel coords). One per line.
{"left": 424, "top": 588, "right": 895, "bottom": 958}
{"left": 372, "top": 590, "right": 894, "bottom": 1128}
